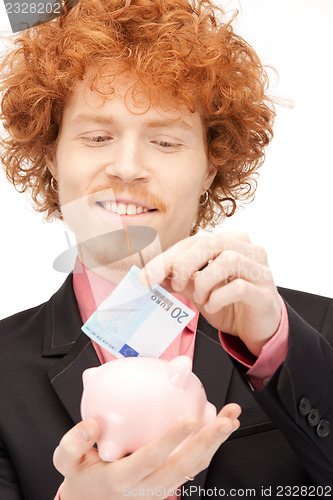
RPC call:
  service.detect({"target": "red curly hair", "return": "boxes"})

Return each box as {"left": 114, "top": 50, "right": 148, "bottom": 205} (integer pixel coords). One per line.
{"left": 0, "top": 0, "right": 275, "bottom": 231}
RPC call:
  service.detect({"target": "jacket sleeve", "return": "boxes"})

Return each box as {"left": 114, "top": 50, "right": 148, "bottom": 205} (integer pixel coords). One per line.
{"left": 252, "top": 301, "right": 333, "bottom": 486}
{"left": 0, "top": 437, "right": 24, "bottom": 500}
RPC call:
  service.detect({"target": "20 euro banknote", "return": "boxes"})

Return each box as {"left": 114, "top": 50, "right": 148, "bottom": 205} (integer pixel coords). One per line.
{"left": 81, "top": 265, "right": 195, "bottom": 358}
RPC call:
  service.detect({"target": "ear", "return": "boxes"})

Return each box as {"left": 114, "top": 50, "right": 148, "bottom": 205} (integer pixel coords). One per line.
{"left": 201, "top": 160, "right": 217, "bottom": 194}
{"left": 45, "top": 145, "right": 58, "bottom": 179}
{"left": 167, "top": 356, "right": 192, "bottom": 389}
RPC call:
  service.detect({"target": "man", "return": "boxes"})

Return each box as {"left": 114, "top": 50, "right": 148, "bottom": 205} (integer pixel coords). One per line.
{"left": 0, "top": 0, "right": 332, "bottom": 499}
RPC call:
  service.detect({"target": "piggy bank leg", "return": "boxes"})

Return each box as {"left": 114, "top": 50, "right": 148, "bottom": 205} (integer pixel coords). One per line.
{"left": 98, "top": 440, "right": 126, "bottom": 462}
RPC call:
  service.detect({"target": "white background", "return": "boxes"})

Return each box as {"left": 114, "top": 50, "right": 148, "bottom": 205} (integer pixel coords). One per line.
{"left": 1, "top": 0, "right": 333, "bottom": 319}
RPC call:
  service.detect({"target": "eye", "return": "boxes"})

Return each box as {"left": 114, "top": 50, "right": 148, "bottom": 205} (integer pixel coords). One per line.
{"left": 91, "top": 136, "right": 112, "bottom": 142}
{"left": 158, "top": 141, "right": 174, "bottom": 148}
{"left": 152, "top": 140, "right": 183, "bottom": 151}
{"left": 81, "top": 135, "right": 113, "bottom": 146}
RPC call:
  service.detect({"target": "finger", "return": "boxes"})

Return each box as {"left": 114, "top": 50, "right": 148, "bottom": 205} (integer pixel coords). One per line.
{"left": 139, "top": 238, "right": 192, "bottom": 287}
{"left": 140, "top": 233, "right": 266, "bottom": 292}
{"left": 117, "top": 418, "right": 200, "bottom": 482}
{"left": 145, "top": 404, "right": 241, "bottom": 491}
{"left": 204, "top": 279, "right": 279, "bottom": 315}
{"left": 219, "top": 231, "right": 252, "bottom": 244}
{"left": 181, "top": 237, "right": 268, "bottom": 294}
{"left": 53, "top": 419, "right": 99, "bottom": 477}
{"left": 193, "top": 250, "right": 273, "bottom": 305}
{"left": 217, "top": 402, "right": 242, "bottom": 420}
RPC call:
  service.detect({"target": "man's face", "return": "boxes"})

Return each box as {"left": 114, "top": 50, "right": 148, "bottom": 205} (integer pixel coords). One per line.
{"left": 47, "top": 71, "right": 216, "bottom": 273}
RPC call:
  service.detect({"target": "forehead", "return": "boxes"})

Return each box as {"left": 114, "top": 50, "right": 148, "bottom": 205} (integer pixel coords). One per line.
{"left": 61, "top": 68, "right": 203, "bottom": 131}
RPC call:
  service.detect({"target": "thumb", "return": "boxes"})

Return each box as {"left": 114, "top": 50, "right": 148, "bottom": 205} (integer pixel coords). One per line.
{"left": 53, "top": 419, "right": 99, "bottom": 477}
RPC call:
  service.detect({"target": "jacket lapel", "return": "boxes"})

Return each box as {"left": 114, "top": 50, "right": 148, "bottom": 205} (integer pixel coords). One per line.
{"left": 193, "top": 314, "right": 234, "bottom": 411}
{"left": 184, "top": 315, "right": 234, "bottom": 499}
{"left": 42, "top": 274, "right": 100, "bottom": 425}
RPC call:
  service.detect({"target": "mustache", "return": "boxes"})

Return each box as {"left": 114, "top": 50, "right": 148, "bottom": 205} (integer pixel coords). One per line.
{"left": 88, "top": 183, "right": 167, "bottom": 212}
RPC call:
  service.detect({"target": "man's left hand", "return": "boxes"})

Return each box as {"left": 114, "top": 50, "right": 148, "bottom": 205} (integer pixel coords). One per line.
{"left": 140, "top": 232, "right": 282, "bottom": 357}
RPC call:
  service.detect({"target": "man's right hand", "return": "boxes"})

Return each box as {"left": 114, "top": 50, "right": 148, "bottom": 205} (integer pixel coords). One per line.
{"left": 53, "top": 403, "right": 241, "bottom": 500}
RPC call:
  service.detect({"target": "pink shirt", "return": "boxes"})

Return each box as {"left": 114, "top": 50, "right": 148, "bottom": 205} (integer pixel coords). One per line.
{"left": 55, "top": 259, "right": 289, "bottom": 499}
{"left": 72, "top": 258, "right": 199, "bottom": 363}
{"left": 220, "top": 296, "right": 289, "bottom": 390}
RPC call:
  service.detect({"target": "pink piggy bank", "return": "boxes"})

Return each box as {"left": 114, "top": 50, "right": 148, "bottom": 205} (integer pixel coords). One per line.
{"left": 81, "top": 355, "right": 216, "bottom": 461}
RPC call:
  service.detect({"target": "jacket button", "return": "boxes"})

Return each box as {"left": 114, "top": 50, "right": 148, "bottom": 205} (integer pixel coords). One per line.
{"left": 308, "top": 408, "right": 321, "bottom": 427}
{"left": 299, "top": 397, "right": 311, "bottom": 416}
{"left": 316, "top": 419, "right": 330, "bottom": 438}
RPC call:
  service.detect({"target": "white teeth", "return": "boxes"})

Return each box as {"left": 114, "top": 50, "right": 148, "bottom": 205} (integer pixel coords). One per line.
{"left": 103, "top": 201, "right": 116, "bottom": 212}
{"left": 126, "top": 204, "right": 137, "bottom": 215}
{"left": 100, "top": 202, "right": 152, "bottom": 215}
{"left": 117, "top": 203, "right": 127, "bottom": 215}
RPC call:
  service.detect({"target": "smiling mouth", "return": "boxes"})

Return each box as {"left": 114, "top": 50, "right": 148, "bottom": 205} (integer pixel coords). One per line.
{"left": 96, "top": 201, "right": 157, "bottom": 216}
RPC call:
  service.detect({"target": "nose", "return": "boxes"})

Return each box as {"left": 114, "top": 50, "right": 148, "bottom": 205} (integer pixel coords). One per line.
{"left": 104, "top": 136, "right": 148, "bottom": 184}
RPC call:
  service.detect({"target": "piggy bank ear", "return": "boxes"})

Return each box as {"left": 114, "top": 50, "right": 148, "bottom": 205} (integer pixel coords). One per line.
{"left": 82, "top": 367, "right": 98, "bottom": 387}
{"left": 167, "top": 356, "right": 192, "bottom": 389}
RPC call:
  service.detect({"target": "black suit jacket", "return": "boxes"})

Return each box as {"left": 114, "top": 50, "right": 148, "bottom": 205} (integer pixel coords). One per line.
{"left": 0, "top": 276, "right": 333, "bottom": 500}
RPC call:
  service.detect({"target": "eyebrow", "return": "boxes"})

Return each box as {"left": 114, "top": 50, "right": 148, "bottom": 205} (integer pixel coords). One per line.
{"left": 70, "top": 113, "right": 194, "bottom": 131}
